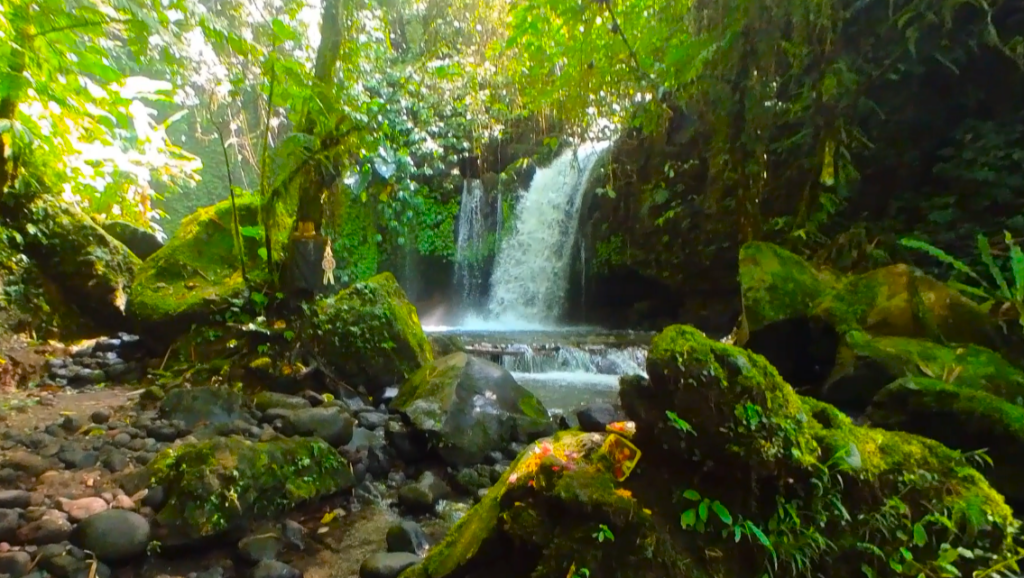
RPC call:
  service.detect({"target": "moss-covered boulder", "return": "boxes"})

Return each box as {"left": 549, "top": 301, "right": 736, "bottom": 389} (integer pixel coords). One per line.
{"left": 822, "top": 331, "right": 1024, "bottom": 411}
{"left": 866, "top": 376, "right": 1024, "bottom": 507}
{"left": 739, "top": 241, "right": 837, "bottom": 333}
{"left": 127, "top": 197, "right": 280, "bottom": 342}
{"left": 303, "top": 272, "right": 432, "bottom": 397}
{"left": 391, "top": 352, "right": 554, "bottom": 467}
{"left": 407, "top": 326, "right": 1016, "bottom": 578}
{"left": 629, "top": 324, "right": 819, "bottom": 475}
{"left": 399, "top": 431, "right": 691, "bottom": 578}
{"left": 813, "top": 264, "right": 1008, "bottom": 350}
{"left": 3, "top": 194, "right": 139, "bottom": 332}
{"left": 146, "top": 435, "right": 353, "bottom": 544}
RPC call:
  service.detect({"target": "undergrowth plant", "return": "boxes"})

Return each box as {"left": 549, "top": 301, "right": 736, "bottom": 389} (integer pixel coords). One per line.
{"left": 900, "top": 232, "right": 1024, "bottom": 331}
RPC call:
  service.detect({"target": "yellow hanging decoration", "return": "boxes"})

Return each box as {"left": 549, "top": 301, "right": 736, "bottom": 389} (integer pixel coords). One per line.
{"left": 322, "top": 238, "right": 336, "bottom": 286}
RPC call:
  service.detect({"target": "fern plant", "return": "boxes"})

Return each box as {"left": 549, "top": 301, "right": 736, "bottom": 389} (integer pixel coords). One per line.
{"left": 900, "top": 232, "right": 1024, "bottom": 331}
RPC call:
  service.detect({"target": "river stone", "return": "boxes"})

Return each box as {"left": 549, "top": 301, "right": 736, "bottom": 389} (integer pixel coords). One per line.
{"left": 0, "top": 490, "right": 32, "bottom": 509}
{"left": 390, "top": 353, "right": 554, "bottom": 467}
{"left": 0, "top": 551, "right": 32, "bottom": 578}
{"left": 70, "top": 509, "right": 151, "bottom": 562}
{"left": 254, "top": 392, "right": 311, "bottom": 413}
{"left": 385, "top": 520, "right": 429, "bottom": 556}
{"left": 159, "top": 386, "right": 250, "bottom": 429}
{"left": 0, "top": 508, "right": 20, "bottom": 542}
{"left": 358, "top": 552, "right": 420, "bottom": 578}
{"left": 282, "top": 407, "right": 356, "bottom": 447}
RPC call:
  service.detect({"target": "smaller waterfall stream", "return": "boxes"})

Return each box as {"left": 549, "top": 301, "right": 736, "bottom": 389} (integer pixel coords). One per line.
{"left": 454, "top": 179, "right": 486, "bottom": 306}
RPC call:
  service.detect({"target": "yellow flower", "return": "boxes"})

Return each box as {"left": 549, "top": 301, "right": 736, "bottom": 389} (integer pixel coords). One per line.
{"left": 614, "top": 488, "right": 633, "bottom": 499}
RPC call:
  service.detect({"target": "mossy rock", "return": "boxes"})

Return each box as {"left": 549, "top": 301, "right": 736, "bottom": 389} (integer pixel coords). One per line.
{"left": 629, "top": 324, "right": 819, "bottom": 475}
{"left": 399, "top": 431, "right": 691, "bottom": 578}
{"left": 813, "top": 264, "right": 1009, "bottom": 350}
{"left": 101, "top": 220, "right": 164, "bottom": 261}
{"left": 4, "top": 194, "right": 140, "bottom": 332}
{"left": 391, "top": 352, "right": 554, "bottom": 467}
{"left": 621, "top": 325, "right": 1015, "bottom": 578}
{"left": 303, "top": 272, "right": 432, "bottom": 397}
{"left": 866, "top": 376, "right": 1024, "bottom": 508}
{"left": 127, "top": 197, "right": 287, "bottom": 343}
{"left": 739, "top": 241, "right": 837, "bottom": 334}
{"left": 146, "top": 435, "right": 352, "bottom": 543}
{"left": 822, "top": 331, "right": 1024, "bottom": 411}
{"left": 158, "top": 386, "right": 252, "bottom": 429}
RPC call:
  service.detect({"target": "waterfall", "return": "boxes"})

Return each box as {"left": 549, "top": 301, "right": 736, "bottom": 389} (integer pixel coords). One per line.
{"left": 454, "top": 178, "right": 486, "bottom": 307}
{"left": 487, "top": 141, "right": 610, "bottom": 324}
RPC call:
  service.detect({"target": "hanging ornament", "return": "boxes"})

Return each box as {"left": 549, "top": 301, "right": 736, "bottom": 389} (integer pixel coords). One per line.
{"left": 322, "top": 238, "right": 336, "bottom": 286}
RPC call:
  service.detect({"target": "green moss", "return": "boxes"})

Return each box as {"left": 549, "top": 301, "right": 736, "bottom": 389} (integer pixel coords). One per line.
{"left": 867, "top": 377, "right": 1024, "bottom": 505}
{"left": 391, "top": 352, "right": 466, "bottom": 425}
{"left": 305, "top": 272, "right": 433, "bottom": 396}
{"left": 739, "top": 241, "right": 837, "bottom": 332}
{"left": 806, "top": 399, "right": 1015, "bottom": 542}
{"left": 401, "top": 431, "right": 684, "bottom": 578}
{"left": 838, "top": 331, "right": 1024, "bottom": 402}
{"left": 813, "top": 264, "right": 999, "bottom": 347}
{"left": 325, "top": 193, "right": 378, "bottom": 283}
{"left": 147, "top": 435, "right": 352, "bottom": 540}
{"left": 128, "top": 196, "right": 289, "bottom": 332}
{"left": 644, "top": 324, "right": 820, "bottom": 471}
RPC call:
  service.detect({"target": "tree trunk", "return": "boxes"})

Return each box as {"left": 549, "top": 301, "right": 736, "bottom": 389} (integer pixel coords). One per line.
{"left": 294, "top": 0, "right": 345, "bottom": 234}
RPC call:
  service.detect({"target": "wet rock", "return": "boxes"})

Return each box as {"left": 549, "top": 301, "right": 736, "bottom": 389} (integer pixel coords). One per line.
{"left": 0, "top": 509, "right": 20, "bottom": 542}
{"left": 396, "top": 472, "right": 450, "bottom": 515}
{"left": 390, "top": 353, "right": 554, "bottom": 467}
{"left": 90, "top": 410, "right": 112, "bottom": 425}
{"left": 383, "top": 422, "right": 423, "bottom": 462}
{"left": 251, "top": 560, "right": 301, "bottom": 578}
{"left": 358, "top": 552, "right": 420, "bottom": 578}
{"left": 0, "top": 551, "right": 33, "bottom": 578}
{"left": 56, "top": 447, "right": 99, "bottom": 470}
{"left": 238, "top": 533, "right": 283, "bottom": 564}
{"left": 58, "top": 497, "right": 108, "bottom": 523}
{"left": 70, "top": 509, "right": 151, "bottom": 563}
{"left": 280, "top": 520, "right": 305, "bottom": 551}
{"left": 282, "top": 408, "right": 355, "bottom": 447}
{"left": 357, "top": 412, "right": 388, "bottom": 431}
{"left": 16, "top": 517, "right": 73, "bottom": 545}
{"left": 159, "top": 386, "right": 250, "bottom": 429}
{"left": 142, "top": 486, "right": 166, "bottom": 510}
{"left": 4, "top": 452, "right": 57, "bottom": 477}
{"left": 385, "top": 521, "right": 429, "bottom": 556}
{"left": 576, "top": 403, "right": 625, "bottom": 433}
{"left": 0, "top": 490, "right": 32, "bottom": 509}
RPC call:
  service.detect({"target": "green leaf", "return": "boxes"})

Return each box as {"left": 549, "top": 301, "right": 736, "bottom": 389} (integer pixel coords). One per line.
{"left": 912, "top": 523, "right": 927, "bottom": 546}
{"left": 682, "top": 489, "right": 701, "bottom": 501}
{"left": 680, "top": 509, "right": 697, "bottom": 529}
{"left": 698, "top": 500, "right": 709, "bottom": 522}
{"left": 711, "top": 501, "right": 732, "bottom": 525}
{"left": 978, "top": 234, "right": 1010, "bottom": 299}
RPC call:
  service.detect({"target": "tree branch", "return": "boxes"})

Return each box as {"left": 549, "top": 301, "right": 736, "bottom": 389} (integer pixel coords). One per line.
{"left": 30, "top": 18, "right": 127, "bottom": 39}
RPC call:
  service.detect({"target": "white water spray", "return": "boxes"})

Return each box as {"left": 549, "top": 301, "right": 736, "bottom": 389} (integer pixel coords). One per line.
{"left": 487, "top": 141, "right": 610, "bottom": 324}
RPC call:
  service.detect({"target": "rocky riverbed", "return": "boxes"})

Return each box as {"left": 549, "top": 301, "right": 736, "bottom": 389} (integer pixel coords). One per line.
{"left": 0, "top": 335, "right": 632, "bottom": 578}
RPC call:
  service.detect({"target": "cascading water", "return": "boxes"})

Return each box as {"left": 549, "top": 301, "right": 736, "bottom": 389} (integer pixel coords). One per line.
{"left": 454, "top": 178, "right": 486, "bottom": 307}
{"left": 487, "top": 141, "right": 610, "bottom": 325}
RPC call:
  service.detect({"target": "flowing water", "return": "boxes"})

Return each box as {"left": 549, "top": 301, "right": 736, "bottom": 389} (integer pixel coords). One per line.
{"left": 487, "top": 142, "right": 611, "bottom": 325}
{"left": 454, "top": 178, "right": 486, "bottom": 307}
